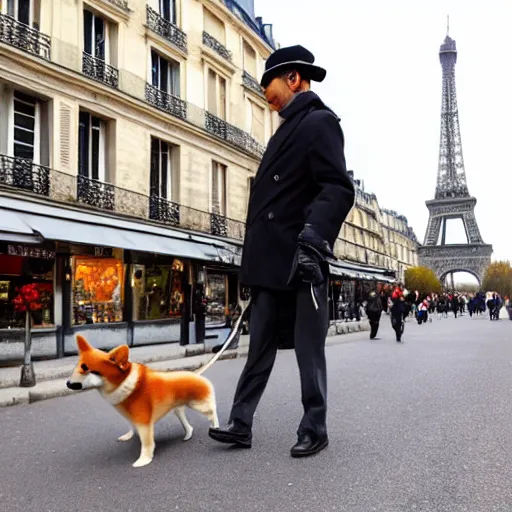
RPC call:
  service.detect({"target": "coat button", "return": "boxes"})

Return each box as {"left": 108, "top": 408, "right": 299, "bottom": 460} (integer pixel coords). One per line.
{"left": 267, "top": 212, "right": 275, "bottom": 220}
{"left": 274, "top": 174, "right": 280, "bottom": 182}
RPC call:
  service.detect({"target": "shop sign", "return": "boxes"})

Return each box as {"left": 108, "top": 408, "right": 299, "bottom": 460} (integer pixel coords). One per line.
{"left": 7, "top": 244, "right": 55, "bottom": 260}
{"left": 94, "top": 247, "right": 113, "bottom": 257}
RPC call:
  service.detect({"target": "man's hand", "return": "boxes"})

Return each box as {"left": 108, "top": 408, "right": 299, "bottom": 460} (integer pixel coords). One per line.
{"left": 296, "top": 246, "right": 325, "bottom": 286}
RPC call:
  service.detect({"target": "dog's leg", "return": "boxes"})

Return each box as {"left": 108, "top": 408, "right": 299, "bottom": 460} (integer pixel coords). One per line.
{"left": 175, "top": 407, "right": 194, "bottom": 441}
{"left": 133, "top": 423, "right": 155, "bottom": 468}
{"left": 189, "top": 396, "right": 219, "bottom": 428}
{"left": 117, "top": 428, "right": 134, "bottom": 442}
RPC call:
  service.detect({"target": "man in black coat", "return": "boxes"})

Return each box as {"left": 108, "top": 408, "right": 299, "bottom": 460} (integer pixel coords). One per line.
{"left": 208, "top": 45, "right": 355, "bottom": 458}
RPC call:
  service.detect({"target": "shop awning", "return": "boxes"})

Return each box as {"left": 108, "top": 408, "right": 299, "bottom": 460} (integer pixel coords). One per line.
{"left": 329, "top": 261, "right": 396, "bottom": 282}
{"left": 0, "top": 198, "right": 239, "bottom": 263}
{"left": 0, "top": 210, "right": 43, "bottom": 244}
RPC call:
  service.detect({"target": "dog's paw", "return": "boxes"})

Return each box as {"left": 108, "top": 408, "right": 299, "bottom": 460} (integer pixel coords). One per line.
{"left": 132, "top": 456, "right": 153, "bottom": 468}
{"left": 117, "top": 430, "right": 134, "bottom": 442}
{"left": 183, "top": 428, "right": 194, "bottom": 441}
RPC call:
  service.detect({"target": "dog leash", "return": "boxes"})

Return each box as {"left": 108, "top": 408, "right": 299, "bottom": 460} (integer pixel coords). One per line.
{"left": 196, "top": 300, "right": 251, "bottom": 375}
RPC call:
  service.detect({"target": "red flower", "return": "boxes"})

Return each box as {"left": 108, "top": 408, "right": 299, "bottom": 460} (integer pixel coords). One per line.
{"left": 12, "top": 284, "right": 43, "bottom": 312}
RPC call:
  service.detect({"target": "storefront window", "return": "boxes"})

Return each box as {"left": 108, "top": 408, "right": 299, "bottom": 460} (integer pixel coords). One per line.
{"left": 205, "top": 273, "right": 227, "bottom": 326}
{"left": 0, "top": 249, "right": 55, "bottom": 329}
{"left": 132, "top": 259, "right": 185, "bottom": 321}
{"left": 72, "top": 256, "right": 124, "bottom": 324}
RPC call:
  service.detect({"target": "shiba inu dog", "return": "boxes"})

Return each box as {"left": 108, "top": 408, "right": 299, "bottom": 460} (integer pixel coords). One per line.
{"left": 66, "top": 335, "right": 219, "bottom": 468}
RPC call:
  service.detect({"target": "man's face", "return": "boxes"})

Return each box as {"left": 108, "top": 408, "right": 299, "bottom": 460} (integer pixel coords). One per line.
{"left": 263, "top": 75, "right": 293, "bottom": 112}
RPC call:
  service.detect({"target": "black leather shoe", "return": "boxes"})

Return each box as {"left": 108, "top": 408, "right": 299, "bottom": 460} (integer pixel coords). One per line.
{"left": 208, "top": 424, "right": 252, "bottom": 448}
{"left": 290, "top": 433, "right": 329, "bottom": 458}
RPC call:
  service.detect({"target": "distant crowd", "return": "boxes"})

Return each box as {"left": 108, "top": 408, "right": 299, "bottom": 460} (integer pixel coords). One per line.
{"left": 377, "top": 287, "right": 509, "bottom": 323}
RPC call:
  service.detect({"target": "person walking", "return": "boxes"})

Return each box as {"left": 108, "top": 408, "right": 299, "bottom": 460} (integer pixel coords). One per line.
{"left": 390, "top": 288, "right": 405, "bottom": 342}
{"left": 208, "top": 45, "right": 355, "bottom": 458}
{"left": 366, "top": 290, "right": 383, "bottom": 339}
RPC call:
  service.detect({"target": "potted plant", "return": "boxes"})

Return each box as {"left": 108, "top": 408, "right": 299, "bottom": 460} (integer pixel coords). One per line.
{"left": 12, "top": 283, "right": 43, "bottom": 387}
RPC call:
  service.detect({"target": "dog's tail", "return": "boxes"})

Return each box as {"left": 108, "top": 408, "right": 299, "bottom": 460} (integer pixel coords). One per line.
{"left": 196, "top": 301, "right": 250, "bottom": 376}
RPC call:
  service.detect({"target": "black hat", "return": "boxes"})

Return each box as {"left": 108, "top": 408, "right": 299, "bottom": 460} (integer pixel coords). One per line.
{"left": 260, "top": 45, "right": 326, "bottom": 88}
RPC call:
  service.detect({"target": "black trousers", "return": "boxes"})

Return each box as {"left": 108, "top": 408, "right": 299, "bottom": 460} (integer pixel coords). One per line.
{"left": 229, "top": 281, "right": 329, "bottom": 439}
{"left": 368, "top": 312, "right": 381, "bottom": 339}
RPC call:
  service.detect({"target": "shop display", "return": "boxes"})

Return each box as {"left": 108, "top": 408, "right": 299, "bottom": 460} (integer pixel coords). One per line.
{"left": 0, "top": 251, "right": 55, "bottom": 329}
{"left": 72, "top": 256, "right": 124, "bottom": 325}
{"left": 132, "top": 259, "right": 184, "bottom": 321}
{"left": 205, "top": 273, "right": 227, "bottom": 326}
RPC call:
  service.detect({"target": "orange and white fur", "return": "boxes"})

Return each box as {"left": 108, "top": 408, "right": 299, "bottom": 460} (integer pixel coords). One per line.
{"left": 67, "top": 335, "right": 219, "bottom": 468}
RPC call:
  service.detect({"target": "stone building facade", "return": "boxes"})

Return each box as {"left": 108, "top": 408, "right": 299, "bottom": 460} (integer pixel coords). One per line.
{"left": 336, "top": 174, "right": 419, "bottom": 283}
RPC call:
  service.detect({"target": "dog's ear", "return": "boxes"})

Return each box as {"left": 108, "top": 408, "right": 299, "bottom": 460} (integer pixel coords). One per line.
{"left": 108, "top": 345, "right": 130, "bottom": 371}
{"left": 76, "top": 335, "right": 92, "bottom": 353}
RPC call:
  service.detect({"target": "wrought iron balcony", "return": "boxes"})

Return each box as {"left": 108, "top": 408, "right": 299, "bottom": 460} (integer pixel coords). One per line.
{"left": 0, "top": 14, "right": 51, "bottom": 60}
{"left": 146, "top": 6, "right": 187, "bottom": 54}
{"left": 82, "top": 52, "right": 119, "bottom": 89}
{"left": 202, "top": 31, "right": 232, "bottom": 61}
{"left": 242, "top": 71, "right": 264, "bottom": 97}
{"left": 210, "top": 212, "right": 228, "bottom": 237}
{"left": 149, "top": 195, "right": 180, "bottom": 226}
{"left": 77, "top": 175, "right": 115, "bottom": 211}
{"left": 145, "top": 83, "right": 187, "bottom": 121}
{"left": 0, "top": 154, "right": 50, "bottom": 196}
{"left": 205, "top": 112, "right": 264, "bottom": 157}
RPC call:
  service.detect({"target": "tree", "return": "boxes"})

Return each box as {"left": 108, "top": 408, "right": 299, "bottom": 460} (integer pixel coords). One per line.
{"left": 12, "top": 284, "right": 43, "bottom": 387}
{"left": 483, "top": 261, "right": 512, "bottom": 297}
{"left": 404, "top": 266, "right": 442, "bottom": 295}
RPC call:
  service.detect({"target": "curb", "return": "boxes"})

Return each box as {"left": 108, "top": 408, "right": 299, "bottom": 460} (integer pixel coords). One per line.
{"left": 0, "top": 322, "right": 368, "bottom": 409}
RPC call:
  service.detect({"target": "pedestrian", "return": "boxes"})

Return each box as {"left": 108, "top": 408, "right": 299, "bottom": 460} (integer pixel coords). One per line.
{"left": 208, "top": 45, "right": 355, "bottom": 458}
{"left": 390, "top": 289, "right": 405, "bottom": 342}
{"left": 366, "top": 290, "right": 382, "bottom": 339}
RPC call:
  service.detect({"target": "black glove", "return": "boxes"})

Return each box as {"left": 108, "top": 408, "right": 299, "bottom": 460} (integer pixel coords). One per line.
{"left": 296, "top": 246, "right": 325, "bottom": 286}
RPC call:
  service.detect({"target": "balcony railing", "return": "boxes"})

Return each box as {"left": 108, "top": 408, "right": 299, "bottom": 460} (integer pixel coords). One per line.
{"left": 242, "top": 71, "right": 264, "bottom": 97}
{"left": 145, "top": 83, "right": 187, "bottom": 121}
{"left": 0, "top": 14, "right": 51, "bottom": 60}
{"left": 146, "top": 6, "right": 187, "bottom": 54}
{"left": 0, "top": 154, "right": 50, "bottom": 196}
{"left": 82, "top": 52, "right": 119, "bottom": 89}
{"left": 211, "top": 212, "right": 228, "bottom": 237}
{"left": 77, "top": 175, "right": 115, "bottom": 211}
{"left": 0, "top": 157, "right": 246, "bottom": 241}
{"left": 144, "top": 85, "right": 264, "bottom": 158}
{"left": 202, "top": 31, "right": 232, "bottom": 61}
{"left": 149, "top": 195, "right": 180, "bottom": 226}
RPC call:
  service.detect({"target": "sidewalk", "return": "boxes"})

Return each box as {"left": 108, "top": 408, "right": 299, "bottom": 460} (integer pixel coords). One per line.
{"left": 0, "top": 319, "right": 370, "bottom": 408}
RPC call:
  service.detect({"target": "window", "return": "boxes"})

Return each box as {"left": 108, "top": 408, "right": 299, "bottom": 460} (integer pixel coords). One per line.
{"left": 72, "top": 256, "right": 124, "bottom": 325}
{"left": 83, "top": 9, "right": 110, "bottom": 63}
{"left": 203, "top": 9, "right": 225, "bottom": 43}
{"left": 243, "top": 41, "right": 257, "bottom": 77}
{"left": 3, "top": 0, "right": 38, "bottom": 26}
{"left": 150, "top": 137, "right": 175, "bottom": 199}
{"left": 211, "top": 161, "right": 226, "bottom": 215}
{"left": 13, "top": 91, "right": 39, "bottom": 161}
{"left": 207, "top": 68, "right": 226, "bottom": 119}
{"left": 158, "top": 0, "right": 177, "bottom": 24}
{"left": 132, "top": 260, "right": 185, "bottom": 321}
{"left": 248, "top": 100, "right": 265, "bottom": 143}
{"left": 151, "top": 50, "right": 180, "bottom": 97}
{"left": 78, "top": 111, "right": 106, "bottom": 181}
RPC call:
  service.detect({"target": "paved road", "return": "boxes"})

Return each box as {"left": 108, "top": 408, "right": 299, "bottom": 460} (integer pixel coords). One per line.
{"left": 1, "top": 313, "right": 511, "bottom": 512}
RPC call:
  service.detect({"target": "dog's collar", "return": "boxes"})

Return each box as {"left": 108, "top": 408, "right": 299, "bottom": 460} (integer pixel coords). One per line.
{"left": 100, "top": 363, "right": 140, "bottom": 405}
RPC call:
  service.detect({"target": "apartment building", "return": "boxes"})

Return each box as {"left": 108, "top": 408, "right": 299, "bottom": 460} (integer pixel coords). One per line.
{"left": 0, "top": 0, "right": 278, "bottom": 360}
{"left": 380, "top": 209, "right": 419, "bottom": 283}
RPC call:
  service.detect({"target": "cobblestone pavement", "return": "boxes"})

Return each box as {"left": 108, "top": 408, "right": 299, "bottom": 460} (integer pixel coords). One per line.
{"left": 1, "top": 313, "right": 511, "bottom": 512}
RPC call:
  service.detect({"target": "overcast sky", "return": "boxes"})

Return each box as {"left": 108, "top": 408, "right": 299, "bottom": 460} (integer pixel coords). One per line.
{"left": 254, "top": 0, "right": 512, "bottom": 277}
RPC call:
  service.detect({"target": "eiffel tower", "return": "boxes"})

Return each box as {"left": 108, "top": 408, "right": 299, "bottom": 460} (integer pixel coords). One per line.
{"left": 418, "top": 30, "right": 492, "bottom": 287}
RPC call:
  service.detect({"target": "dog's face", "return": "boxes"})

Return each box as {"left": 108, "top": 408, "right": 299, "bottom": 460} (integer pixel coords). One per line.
{"left": 66, "top": 335, "right": 131, "bottom": 391}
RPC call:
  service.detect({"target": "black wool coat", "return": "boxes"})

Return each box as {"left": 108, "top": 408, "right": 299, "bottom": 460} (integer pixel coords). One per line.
{"left": 240, "top": 91, "right": 355, "bottom": 290}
